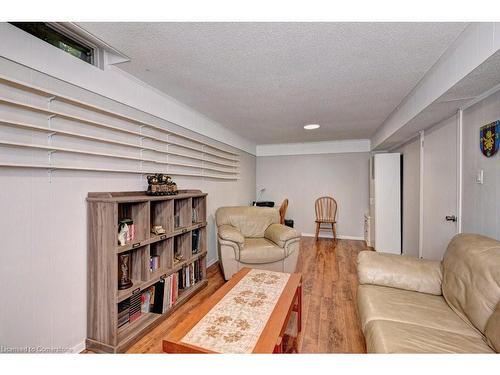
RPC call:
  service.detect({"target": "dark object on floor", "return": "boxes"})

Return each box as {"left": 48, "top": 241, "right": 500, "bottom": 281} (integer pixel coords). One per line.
{"left": 284, "top": 219, "right": 294, "bottom": 228}
{"left": 252, "top": 201, "right": 275, "bottom": 207}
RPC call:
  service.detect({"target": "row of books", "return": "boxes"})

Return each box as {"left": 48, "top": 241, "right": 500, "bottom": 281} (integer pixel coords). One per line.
{"left": 178, "top": 259, "right": 203, "bottom": 290}
{"left": 152, "top": 273, "right": 179, "bottom": 313}
{"left": 117, "top": 260, "right": 204, "bottom": 329}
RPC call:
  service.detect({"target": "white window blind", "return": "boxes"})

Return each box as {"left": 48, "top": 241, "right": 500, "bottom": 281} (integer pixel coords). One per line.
{"left": 0, "top": 75, "right": 240, "bottom": 180}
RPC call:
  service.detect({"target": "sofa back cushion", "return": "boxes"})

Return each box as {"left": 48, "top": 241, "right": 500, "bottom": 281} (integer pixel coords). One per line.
{"left": 215, "top": 206, "right": 279, "bottom": 238}
{"left": 442, "top": 233, "right": 500, "bottom": 337}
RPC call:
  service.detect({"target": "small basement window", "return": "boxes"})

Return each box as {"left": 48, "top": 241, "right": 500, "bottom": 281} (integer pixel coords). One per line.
{"left": 10, "top": 22, "right": 95, "bottom": 65}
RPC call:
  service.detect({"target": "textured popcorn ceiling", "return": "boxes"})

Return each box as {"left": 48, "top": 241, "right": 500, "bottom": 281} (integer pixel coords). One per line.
{"left": 78, "top": 22, "right": 467, "bottom": 144}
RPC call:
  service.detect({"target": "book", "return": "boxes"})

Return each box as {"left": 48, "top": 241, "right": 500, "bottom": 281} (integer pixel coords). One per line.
{"left": 141, "top": 290, "right": 151, "bottom": 313}
{"left": 149, "top": 286, "right": 156, "bottom": 310}
{"left": 129, "top": 292, "right": 142, "bottom": 323}
{"left": 163, "top": 276, "right": 171, "bottom": 313}
{"left": 149, "top": 255, "right": 160, "bottom": 272}
{"left": 152, "top": 279, "right": 165, "bottom": 314}
{"left": 192, "top": 230, "right": 200, "bottom": 254}
{"left": 118, "top": 300, "right": 130, "bottom": 328}
{"left": 172, "top": 272, "right": 178, "bottom": 305}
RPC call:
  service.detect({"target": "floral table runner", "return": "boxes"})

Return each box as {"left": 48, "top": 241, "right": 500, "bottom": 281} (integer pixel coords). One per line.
{"left": 180, "top": 269, "right": 291, "bottom": 353}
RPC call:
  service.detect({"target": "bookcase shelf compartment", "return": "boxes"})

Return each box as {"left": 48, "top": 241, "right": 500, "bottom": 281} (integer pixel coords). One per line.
{"left": 150, "top": 238, "right": 173, "bottom": 275}
{"left": 192, "top": 196, "right": 207, "bottom": 224}
{"left": 117, "top": 201, "right": 150, "bottom": 245}
{"left": 174, "top": 231, "right": 192, "bottom": 265}
{"left": 151, "top": 200, "right": 174, "bottom": 234}
{"left": 87, "top": 190, "right": 208, "bottom": 353}
{"left": 114, "top": 280, "right": 208, "bottom": 352}
{"left": 116, "top": 250, "right": 207, "bottom": 303}
{"left": 174, "top": 198, "right": 192, "bottom": 229}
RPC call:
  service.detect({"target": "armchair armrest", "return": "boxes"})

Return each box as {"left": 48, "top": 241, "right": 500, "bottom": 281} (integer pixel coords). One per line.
{"left": 357, "top": 251, "right": 442, "bottom": 295}
{"left": 218, "top": 224, "right": 244, "bottom": 246}
{"left": 264, "top": 224, "right": 300, "bottom": 248}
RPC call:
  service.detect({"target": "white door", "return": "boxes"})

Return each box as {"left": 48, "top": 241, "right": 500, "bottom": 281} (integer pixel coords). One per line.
{"left": 374, "top": 153, "right": 401, "bottom": 254}
{"left": 422, "top": 115, "right": 458, "bottom": 260}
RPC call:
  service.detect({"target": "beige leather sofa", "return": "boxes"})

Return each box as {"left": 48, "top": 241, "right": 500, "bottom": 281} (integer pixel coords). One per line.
{"left": 357, "top": 233, "right": 499, "bottom": 353}
{"left": 216, "top": 206, "right": 301, "bottom": 280}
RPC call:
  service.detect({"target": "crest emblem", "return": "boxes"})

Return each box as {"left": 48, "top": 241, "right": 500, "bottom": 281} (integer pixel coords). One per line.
{"left": 480, "top": 121, "right": 500, "bottom": 157}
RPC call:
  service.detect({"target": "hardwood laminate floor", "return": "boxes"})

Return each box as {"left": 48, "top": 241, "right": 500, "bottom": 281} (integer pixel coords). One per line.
{"left": 122, "top": 236, "right": 368, "bottom": 353}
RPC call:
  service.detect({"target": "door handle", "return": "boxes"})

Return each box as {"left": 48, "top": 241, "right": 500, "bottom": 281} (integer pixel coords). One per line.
{"left": 445, "top": 215, "right": 457, "bottom": 222}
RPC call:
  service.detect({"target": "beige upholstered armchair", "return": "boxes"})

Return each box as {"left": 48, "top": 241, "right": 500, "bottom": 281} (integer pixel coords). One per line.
{"left": 216, "top": 206, "right": 301, "bottom": 280}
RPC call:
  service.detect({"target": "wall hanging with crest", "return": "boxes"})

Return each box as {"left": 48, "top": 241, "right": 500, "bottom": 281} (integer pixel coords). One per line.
{"left": 480, "top": 120, "right": 500, "bottom": 157}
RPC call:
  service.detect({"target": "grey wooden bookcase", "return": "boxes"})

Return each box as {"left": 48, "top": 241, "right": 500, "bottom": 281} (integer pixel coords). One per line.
{"left": 86, "top": 190, "right": 208, "bottom": 353}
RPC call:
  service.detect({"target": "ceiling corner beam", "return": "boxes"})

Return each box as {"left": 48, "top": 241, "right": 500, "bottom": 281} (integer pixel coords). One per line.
{"left": 371, "top": 22, "right": 500, "bottom": 150}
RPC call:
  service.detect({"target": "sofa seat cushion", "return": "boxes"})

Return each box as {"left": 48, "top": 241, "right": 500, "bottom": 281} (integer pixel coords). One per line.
{"left": 364, "top": 320, "right": 494, "bottom": 353}
{"left": 239, "top": 238, "right": 285, "bottom": 264}
{"left": 358, "top": 285, "right": 479, "bottom": 337}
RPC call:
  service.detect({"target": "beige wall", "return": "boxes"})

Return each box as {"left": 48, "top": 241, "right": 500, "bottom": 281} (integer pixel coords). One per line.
{"left": 395, "top": 138, "right": 420, "bottom": 257}
{"left": 462, "top": 90, "right": 500, "bottom": 240}
{"left": 0, "top": 58, "right": 256, "bottom": 351}
{"left": 256, "top": 152, "right": 370, "bottom": 239}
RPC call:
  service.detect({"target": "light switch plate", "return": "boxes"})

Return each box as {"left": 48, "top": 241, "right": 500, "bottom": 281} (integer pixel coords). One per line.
{"left": 476, "top": 169, "right": 484, "bottom": 184}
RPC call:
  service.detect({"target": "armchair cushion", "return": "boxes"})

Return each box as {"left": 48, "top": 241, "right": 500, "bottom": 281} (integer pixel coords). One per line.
{"left": 217, "top": 224, "right": 244, "bottom": 246}
{"left": 216, "top": 206, "right": 279, "bottom": 237}
{"left": 357, "top": 251, "right": 442, "bottom": 296}
{"left": 240, "top": 238, "right": 285, "bottom": 264}
{"left": 264, "top": 224, "right": 301, "bottom": 248}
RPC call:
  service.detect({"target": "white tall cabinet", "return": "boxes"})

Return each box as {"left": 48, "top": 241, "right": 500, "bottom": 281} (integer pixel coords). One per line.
{"left": 369, "top": 153, "right": 401, "bottom": 254}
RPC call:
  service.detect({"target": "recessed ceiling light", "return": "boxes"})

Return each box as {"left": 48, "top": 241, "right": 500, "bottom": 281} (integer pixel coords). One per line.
{"left": 304, "top": 124, "right": 320, "bottom": 130}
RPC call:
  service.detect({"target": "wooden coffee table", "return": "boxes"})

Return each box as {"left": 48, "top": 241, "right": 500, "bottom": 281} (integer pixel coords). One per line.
{"left": 163, "top": 267, "right": 302, "bottom": 353}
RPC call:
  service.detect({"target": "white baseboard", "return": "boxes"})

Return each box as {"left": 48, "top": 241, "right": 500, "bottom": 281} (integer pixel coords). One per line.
{"left": 68, "top": 340, "right": 86, "bottom": 354}
{"left": 301, "top": 232, "right": 364, "bottom": 241}
{"left": 207, "top": 258, "right": 219, "bottom": 267}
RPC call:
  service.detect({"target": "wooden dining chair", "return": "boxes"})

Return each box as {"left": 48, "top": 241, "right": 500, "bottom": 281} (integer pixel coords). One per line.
{"left": 279, "top": 198, "right": 289, "bottom": 225}
{"left": 314, "top": 196, "right": 337, "bottom": 241}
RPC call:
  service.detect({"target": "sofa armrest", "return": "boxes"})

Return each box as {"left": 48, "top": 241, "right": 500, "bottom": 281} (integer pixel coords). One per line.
{"left": 264, "top": 224, "right": 300, "bottom": 248}
{"left": 357, "top": 251, "right": 443, "bottom": 295}
{"left": 218, "top": 224, "right": 244, "bottom": 246}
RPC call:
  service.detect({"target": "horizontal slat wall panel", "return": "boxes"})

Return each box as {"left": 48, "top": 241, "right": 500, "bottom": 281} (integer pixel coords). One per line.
{"left": 0, "top": 77, "right": 240, "bottom": 180}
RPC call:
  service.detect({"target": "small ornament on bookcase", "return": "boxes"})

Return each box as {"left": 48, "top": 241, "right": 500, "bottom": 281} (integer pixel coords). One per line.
{"left": 146, "top": 174, "right": 178, "bottom": 196}
{"left": 151, "top": 225, "right": 166, "bottom": 235}
{"left": 149, "top": 255, "right": 160, "bottom": 272}
{"left": 118, "top": 252, "right": 133, "bottom": 290}
{"left": 118, "top": 219, "right": 134, "bottom": 246}
{"left": 174, "top": 246, "right": 184, "bottom": 264}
